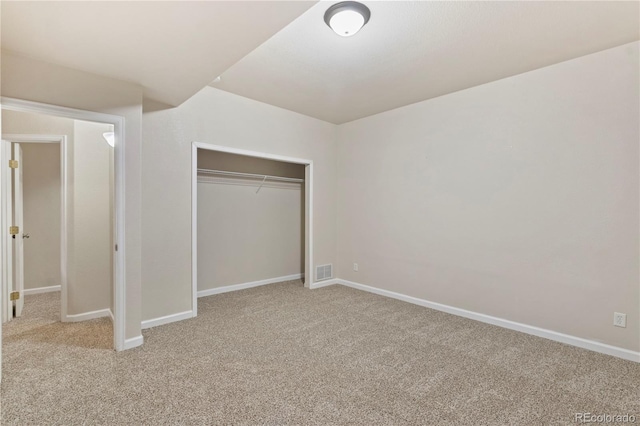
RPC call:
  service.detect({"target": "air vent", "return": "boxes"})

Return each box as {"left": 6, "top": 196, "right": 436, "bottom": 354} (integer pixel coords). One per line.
{"left": 315, "top": 264, "right": 333, "bottom": 281}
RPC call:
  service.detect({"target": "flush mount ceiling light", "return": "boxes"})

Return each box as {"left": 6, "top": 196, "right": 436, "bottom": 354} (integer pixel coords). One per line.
{"left": 324, "top": 1, "right": 370, "bottom": 37}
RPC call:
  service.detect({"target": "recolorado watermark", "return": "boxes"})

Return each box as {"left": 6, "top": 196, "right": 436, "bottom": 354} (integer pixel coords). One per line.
{"left": 575, "top": 413, "right": 636, "bottom": 423}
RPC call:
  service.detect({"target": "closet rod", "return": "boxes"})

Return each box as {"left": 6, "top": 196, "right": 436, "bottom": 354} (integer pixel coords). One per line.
{"left": 197, "top": 168, "right": 304, "bottom": 183}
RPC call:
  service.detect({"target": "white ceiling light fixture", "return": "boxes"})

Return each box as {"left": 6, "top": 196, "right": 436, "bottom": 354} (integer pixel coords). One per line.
{"left": 324, "top": 1, "right": 371, "bottom": 37}
{"left": 102, "top": 132, "right": 115, "bottom": 148}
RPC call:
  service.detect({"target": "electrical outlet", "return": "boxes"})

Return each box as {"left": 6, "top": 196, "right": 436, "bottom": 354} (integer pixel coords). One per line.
{"left": 613, "top": 312, "right": 626, "bottom": 328}
{"left": 353, "top": 263, "right": 358, "bottom": 272}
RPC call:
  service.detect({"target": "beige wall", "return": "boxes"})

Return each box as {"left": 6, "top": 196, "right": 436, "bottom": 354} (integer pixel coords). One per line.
{"left": 142, "top": 87, "right": 336, "bottom": 321}
{"left": 197, "top": 152, "right": 304, "bottom": 289}
{"left": 21, "top": 144, "right": 61, "bottom": 289}
{"left": 336, "top": 42, "right": 640, "bottom": 351}
{"left": 70, "top": 120, "right": 112, "bottom": 315}
{"left": 1, "top": 50, "right": 143, "bottom": 340}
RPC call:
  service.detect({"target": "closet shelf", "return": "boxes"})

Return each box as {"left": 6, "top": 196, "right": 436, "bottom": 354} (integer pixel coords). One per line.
{"left": 197, "top": 169, "right": 304, "bottom": 183}
{"left": 197, "top": 168, "right": 303, "bottom": 193}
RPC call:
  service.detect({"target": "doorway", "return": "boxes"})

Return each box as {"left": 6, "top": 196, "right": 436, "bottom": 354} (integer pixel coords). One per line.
{"left": 3, "top": 135, "right": 66, "bottom": 321}
{"left": 0, "top": 98, "right": 126, "bottom": 351}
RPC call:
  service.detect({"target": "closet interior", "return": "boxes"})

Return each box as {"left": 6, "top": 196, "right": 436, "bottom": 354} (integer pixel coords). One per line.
{"left": 197, "top": 149, "right": 305, "bottom": 295}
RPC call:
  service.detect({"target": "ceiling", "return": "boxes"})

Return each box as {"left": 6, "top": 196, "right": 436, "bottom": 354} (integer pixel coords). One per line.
{"left": 1, "top": 1, "right": 315, "bottom": 106}
{"left": 212, "top": 1, "right": 640, "bottom": 124}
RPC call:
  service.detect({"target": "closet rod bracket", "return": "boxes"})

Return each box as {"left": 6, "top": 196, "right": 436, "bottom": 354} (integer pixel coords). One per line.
{"left": 256, "top": 175, "right": 267, "bottom": 194}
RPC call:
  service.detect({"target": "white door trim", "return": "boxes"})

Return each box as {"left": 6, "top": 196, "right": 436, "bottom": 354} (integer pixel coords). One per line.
{"left": 1, "top": 97, "right": 127, "bottom": 352}
{"left": 191, "top": 141, "right": 314, "bottom": 317}
{"left": 1, "top": 141, "right": 13, "bottom": 325}
{"left": 2, "top": 135, "right": 68, "bottom": 321}
{"left": 13, "top": 143, "right": 24, "bottom": 317}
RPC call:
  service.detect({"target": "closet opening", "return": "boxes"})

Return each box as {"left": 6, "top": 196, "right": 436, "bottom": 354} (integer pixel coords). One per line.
{"left": 191, "top": 142, "right": 313, "bottom": 316}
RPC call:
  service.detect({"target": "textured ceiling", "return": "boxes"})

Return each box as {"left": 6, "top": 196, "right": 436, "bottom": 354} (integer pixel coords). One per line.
{"left": 212, "top": 1, "right": 640, "bottom": 124}
{"left": 1, "top": 1, "right": 315, "bottom": 106}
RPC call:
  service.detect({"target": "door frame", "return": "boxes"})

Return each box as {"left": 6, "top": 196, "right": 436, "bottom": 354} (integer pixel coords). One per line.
{"left": 2, "top": 135, "right": 68, "bottom": 321}
{"left": 12, "top": 142, "right": 24, "bottom": 317}
{"left": 1, "top": 141, "right": 13, "bottom": 324}
{"left": 1, "top": 97, "right": 126, "bottom": 351}
{"left": 191, "top": 141, "right": 314, "bottom": 317}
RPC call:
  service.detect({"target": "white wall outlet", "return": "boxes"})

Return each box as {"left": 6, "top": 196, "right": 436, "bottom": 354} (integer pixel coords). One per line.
{"left": 353, "top": 263, "right": 358, "bottom": 272}
{"left": 613, "top": 312, "right": 626, "bottom": 328}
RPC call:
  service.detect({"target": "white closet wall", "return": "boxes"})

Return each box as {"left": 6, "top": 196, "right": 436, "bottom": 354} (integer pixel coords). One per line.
{"left": 197, "top": 151, "right": 304, "bottom": 291}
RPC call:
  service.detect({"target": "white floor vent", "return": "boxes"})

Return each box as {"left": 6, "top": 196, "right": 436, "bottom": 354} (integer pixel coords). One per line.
{"left": 315, "top": 264, "right": 333, "bottom": 281}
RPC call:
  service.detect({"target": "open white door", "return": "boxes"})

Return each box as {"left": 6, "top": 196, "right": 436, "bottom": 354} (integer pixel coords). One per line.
{"left": 0, "top": 139, "right": 5, "bottom": 380}
{"left": 1, "top": 140, "right": 14, "bottom": 323}
{"left": 13, "top": 143, "right": 24, "bottom": 317}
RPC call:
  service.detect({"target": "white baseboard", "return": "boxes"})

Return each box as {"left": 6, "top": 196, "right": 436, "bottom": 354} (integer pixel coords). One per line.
{"left": 309, "top": 278, "right": 339, "bottom": 289}
{"left": 336, "top": 279, "right": 640, "bottom": 363}
{"left": 141, "top": 310, "right": 194, "bottom": 330}
{"left": 198, "top": 273, "right": 303, "bottom": 298}
{"left": 123, "top": 335, "right": 144, "bottom": 350}
{"left": 108, "top": 310, "right": 114, "bottom": 322}
{"left": 64, "top": 308, "right": 111, "bottom": 323}
{"left": 23, "top": 285, "right": 61, "bottom": 295}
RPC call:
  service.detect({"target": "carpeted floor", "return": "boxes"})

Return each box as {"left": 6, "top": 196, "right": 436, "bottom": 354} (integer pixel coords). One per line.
{"left": 1, "top": 281, "right": 639, "bottom": 425}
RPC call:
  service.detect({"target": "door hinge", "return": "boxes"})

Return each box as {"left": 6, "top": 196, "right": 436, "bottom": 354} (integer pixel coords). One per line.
{"left": 9, "top": 160, "right": 18, "bottom": 169}
{"left": 10, "top": 291, "right": 19, "bottom": 301}
{"left": 9, "top": 226, "right": 19, "bottom": 235}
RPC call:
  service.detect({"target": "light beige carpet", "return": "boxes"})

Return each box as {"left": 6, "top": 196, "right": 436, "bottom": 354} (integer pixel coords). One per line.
{"left": 1, "top": 281, "right": 639, "bottom": 425}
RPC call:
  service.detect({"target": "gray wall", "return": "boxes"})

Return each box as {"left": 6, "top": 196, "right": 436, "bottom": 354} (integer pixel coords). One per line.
{"left": 336, "top": 42, "right": 640, "bottom": 352}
